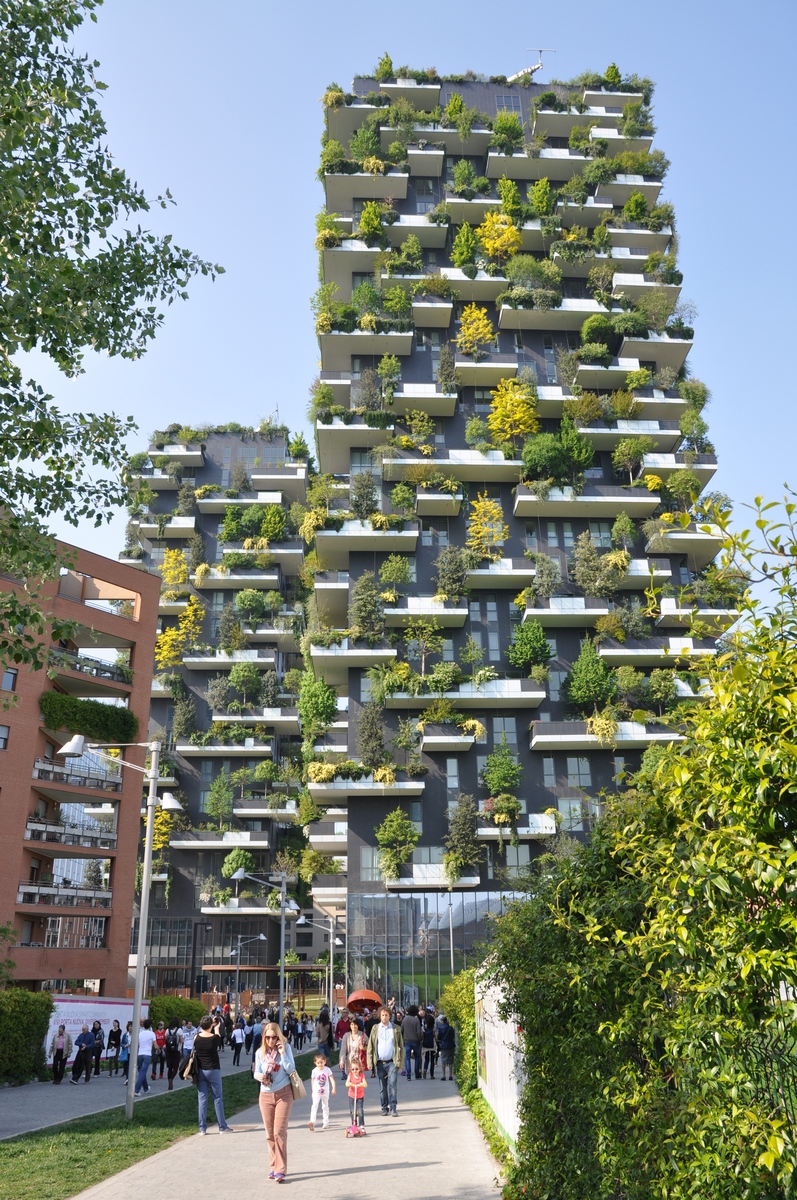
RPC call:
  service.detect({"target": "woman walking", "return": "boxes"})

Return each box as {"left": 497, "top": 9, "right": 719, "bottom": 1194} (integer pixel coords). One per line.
{"left": 120, "top": 1021, "right": 132, "bottom": 1080}
{"left": 338, "top": 1017, "right": 367, "bottom": 1083}
{"left": 314, "top": 1011, "right": 333, "bottom": 1062}
{"left": 90, "top": 1020, "right": 105, "bottom": 1077}
{"left": 106, "top": 1019, "right": 121, "bottom": 1076}
{"left": 165, "top": 1019, "right": 183, "bottom": 1090}
{"left": 49, "top": 1025, "right": 72, "bottom": 1084}
{"left": 194, "top": 1016, "right": 233, "bottom": 1134}
{"left": 230, "top": 1018, "right": 245, "bottom": 1066}
{"left": 422, "top": 1014, "right": 437, "bottom": 1079}
{"left": 254, "top": 1022, "right": 296, "bottom": 1183}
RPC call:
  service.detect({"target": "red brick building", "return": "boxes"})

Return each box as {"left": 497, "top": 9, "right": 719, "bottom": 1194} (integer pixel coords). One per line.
{"left": 0, "top": 544, "right": 159, "bottom": 995}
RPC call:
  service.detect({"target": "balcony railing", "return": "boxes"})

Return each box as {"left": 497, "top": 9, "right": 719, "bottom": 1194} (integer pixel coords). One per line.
{"left": 25, "top": 819, "right": 118, "bottom": 849}
{"left": 32, "top": 760, "right": 123, "bottom": 793}
{"left": 48, "top": 649, "right": 131, "bottom": 686}
{"left": 16, "top": 882, "right": 113, "bottom": 908}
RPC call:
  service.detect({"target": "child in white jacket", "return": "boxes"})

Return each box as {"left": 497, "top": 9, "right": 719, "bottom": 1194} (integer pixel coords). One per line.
{"left": 308, "top": 1053, "right": 337, "bottom": 1130}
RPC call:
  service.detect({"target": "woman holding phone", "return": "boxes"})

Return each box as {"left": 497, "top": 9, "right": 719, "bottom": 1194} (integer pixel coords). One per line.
{"left": 254, "top": 1022, "right": 296, "bottom": 1183}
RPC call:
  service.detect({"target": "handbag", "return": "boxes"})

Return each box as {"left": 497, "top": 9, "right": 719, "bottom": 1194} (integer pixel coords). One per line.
{"left": 180, "top": 1049, "right": 198, "bottom": 1084}
{"left": 289, "top": 1069, "right": 306, "bottom": 1100}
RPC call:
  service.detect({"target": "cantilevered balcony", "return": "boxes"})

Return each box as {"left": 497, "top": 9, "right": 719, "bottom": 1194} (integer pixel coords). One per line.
{"left": 309, "top": 637, "right": 396, "bottom": 685}
{"left": 612, "top": 274, "right": 681, "bottom": 305}
{"left": 249, "top": 464, "right": 308, "bottom": 503}
{"left": 523, "top": 596, "right": 611, "bottom": 626}
{"left": 391, "top": 384, "right": 457, "bottom": 417}
{"left": 576, "top": 419, "right": 682, "bottom": 452}
{"left": 314, "top": 571, "right": 349, "bottom": 626}
{"left": 582, "top": 88, "right": 644, "bottom": 107}
{"left": 465, "top": 557, "right": 536, "bottom": 588}
{"left": 386, "top": 863, "right": 480, "bottom": 889}
{"left": 574, "top": 356, "right": 642, "bottom": 389}
{"left": 316, "top": 416, "right": 395, "bottom": 474}
{"left": 592, "top": 126, "right": 653, "bottom": 155}
{"left": 129, "top": 467, "right": 181, "bottom": 491}
{"left": 176, "top": 737, "right": 273, "bottom": 758}
{"left": 620, "top": 331, "right": 693, "bottom": 373}
{"left": 324, "top": 169, "right": 408, "bottom": 212}
{"left": 513, "top": 483, "right": 661, "bottom": 519}
{"left": 379, "top": 122, "right": 492, "bottom": 157}
{"left": 655, "top": 598, "right": 739, "bottom": 632}
{"left": 477, "top": 812, "right": 557, "bottom": 840}
{"left": 319, "top": 328, "right": 414, "bottom": 372}
{"left": 379, "top": 78, "right": 441, "bottom": 106}
{"left": 411, "top": 298, "right": 453, "bottom": 328}
{"left": 384, "top": 596, "right": 468, "bottom": 627}
{"left": 200, "top": 897, "right": 280, "bottom": 917}
{"left": 530, "top": 720, "right": 684, "bottom": 751}
{"left": 211, "top": 707, "right": 301, "bottom": 734}
{"left": 315, "top": 519, "right": 420, "bottom": 569}
{"left": 308, "top": 824, "right": 349, "bottom": 854}
{"left": 406, "top": 144, "right": 444, "bottom": 176}
{"left": 170, "top": 830, "right": 270, "bottom": 850}
{"left": 191, "top": 567, "right": 281, "bottom": 590}
{"left": 147, "top": 443, "right": 204, "bottom": 467}
{"left": 182, "top": 648, "right": 276, "bottom": 670}
{"left": 233, "top": 797, "right": 298, "bottom": 822}
{"left": 384, "top": 214, "right": 448, "bottom": 249}
{"left": 597, "top": 636, "right": 717, "bottom": 666}
{"left": 16, "top": 881, "right": 112, "bottom": 909}
{"left": 608, "top": 225, "right": 672, "bottom": 254}
{"left": 418, "top": 725, "right": 476, "bottom": 753}
{"left": 158, "top": 596, "right": 190, "bottom": 616}
{"left": 641, "top": 452, "right": 717, "bottom": 487}
{"left": 327, "top": 101, "right": 382, "bottom": 144}
{"left": 308, "top": 775, "right": 425, "bottom": 799}
{"left": 486, "top": 148, "right": 589, "bottom": 181}
{"left": 385, "top": 447, "right": 523, "bottom": 484}
{"left": 386, "top": 678, "right": 545, "bottom": 710}
{"left": 310, "top": 875, "right": 348, "bottom": 907}
{"left": 453, "top": 351, "right": 519, "bottom": 386}
{"left": 440, "top": 267, "right": 505, "bottom": 302}
{"left": 443, "top": 195, "right": 500, "bottom": 223}
{"left": 243, "top": 617, "right": 301, "bottom": 652}
{"left": 322, "top": 240, "right": 383, "bottom": 302}
{"left": 414, "top": 488, "right": 463, "bottom": 516}
{"left": 136, "top": 515, "right": 196, "bottom": 539}
{"left": 618, "top": 559, "right": 673, "bottom": 590}
{"left": 498, "top": 297, "right": 608, "bottom": 331}
{"left": 595, "top": 174, "right": 663, "bottom": 207}
{"left": 25, "top": 817, "right": 118, "bottom": 852}
{"left": 196, "top": 490, "right": 283, "bottom": 514}
{"left": 32, "top": 759, "right": 123, "bottom": 805}
{"left": 531, "top": 104, "right": 627, "bottom": 138}
{"left": 46, "top": 650, "right": 132, "bottom": 699}
{"left": 556, "top": 197, "right": 614, "bottom": 229}
{"left": 221, "top": 542, "right": 303, "bottom": 577}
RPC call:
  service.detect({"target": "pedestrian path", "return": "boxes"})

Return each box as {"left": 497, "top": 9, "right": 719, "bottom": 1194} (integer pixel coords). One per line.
{"left": 72, "top": 1077, "right": 500, "bottom": 1200}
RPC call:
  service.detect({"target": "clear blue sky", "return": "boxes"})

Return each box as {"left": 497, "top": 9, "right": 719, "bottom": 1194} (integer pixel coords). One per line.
{"left": 30, "top": 0, "right": 797, "bottom": 559}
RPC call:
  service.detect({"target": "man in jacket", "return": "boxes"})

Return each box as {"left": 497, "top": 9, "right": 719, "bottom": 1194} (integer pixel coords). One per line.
{"left": 401, "top": 1005, "right": 422, "bottom": 1081}
{"left": 366, "top": 1006, "right": 404, "bottom": 1116}
{"left": 70, "top": 1025, "right": 95, "bottom": 1084}
{"left": 49, "top": 1025, "right": 73, "bottom": 1084}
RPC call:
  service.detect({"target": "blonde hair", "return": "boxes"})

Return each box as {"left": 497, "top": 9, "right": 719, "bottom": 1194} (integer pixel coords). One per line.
{"left": 262, "top": 1022, "right": 284, "bottom": 1044}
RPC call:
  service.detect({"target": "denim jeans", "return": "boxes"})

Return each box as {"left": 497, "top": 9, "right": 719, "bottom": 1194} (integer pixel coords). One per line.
{"left": 376, "top": 1060, "right": 398, "bottom": 1112}
{"left": 404, "top": 1041, "right": 421, "bottom": 1078}
{"left": 349, "top": 1096, "right": 365, "bottom": 1126}
{"left": 134, "top": 1054, "right": 150, "bottom": 1094}
{"left": 197, "top": 1067, "right": 229, "bottom": 1132}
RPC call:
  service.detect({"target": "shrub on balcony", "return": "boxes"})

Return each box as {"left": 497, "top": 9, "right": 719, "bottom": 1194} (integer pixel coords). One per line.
{"left": 455, "top": 304, "right": 495, "bottom": 360}
{"left": 432, "top": 544, "right": 470, "bottom": 602}
{"left": 376, "top": 807, "right": 420, "bottom": 880}
{"left": 490, "top": 111, "right": 524, "bottom": 155}
{"left": 507, "top": 618, "right": 552, "bottom": 673}
{"left": 476, "top": 211, "right": 522, "bottom": 263}
{"left": 349, "top": 571, "right": 385, "bottom": 645}
{"left": 350, "top": 470, "right": 379, "bottom": 520}
{"left": 39, "top": 692, "right": 138, "bottom": 742}
{"left": 426, "top": 661, "right": 464, "bottom": 695}
{"left": 565, "top": 639, "right": 617, "bottom": 714}
{"left": 298, "top": 671, "right": 338, "bottom": 738}
{"left": 451, "top": 222, "right": 478, "bottom": 269}
{"left": 466, "top": 491, "right": 509, "bottom": 561}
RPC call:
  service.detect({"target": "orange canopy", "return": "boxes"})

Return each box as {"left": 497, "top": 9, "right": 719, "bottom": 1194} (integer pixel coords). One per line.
{"left": 346, "top": 989, "right": 382, "bottom": 1013}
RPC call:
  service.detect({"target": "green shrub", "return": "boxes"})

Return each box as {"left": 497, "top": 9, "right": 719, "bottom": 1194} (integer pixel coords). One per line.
{"left": 439, "top": 968, "right": 477, "bottom": 1091}
{"left": 580, "top": 313, "right": 614, "bottom": 347}
{"left": 39, "top": 692, "right": 138, "bottom": 742}
{"left": 0, "top": 990, "right": 54, "bottom": 1083}
{"left": 148, "top": 996, "right": 206, "bottom": 1027}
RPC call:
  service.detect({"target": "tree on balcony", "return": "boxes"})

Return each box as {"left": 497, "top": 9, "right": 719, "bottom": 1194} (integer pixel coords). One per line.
{"left": 571, "top": 532, "right": 629, "bottom": 599}
{"left": 433, "top": 545, "right": 470, "bottom": 602}
{"left": 375, "top": 808, "right": 419, "bottom": 881}
{"left": 507, "top": 619, "right": 552, "bottom": 674}
{"left": 444, "top": 793, "right": 483, "bottom": 884}
{"left": 204, "top": 772, "right": 234, "bottom": 831}
{"left": 565, "top": 639, "right": 617, "bottom": 714}
{"left": 357, "top": 701, "right": 387, "bottom": 769}
{"left": 218, "top": 605, "right": 246, "bottom": 653}
{"left": 228, "top": 662, "right": 264, "bottom": 708}
{"left": 404, "top": 616, "right": 443, "bottom": 677}
{"left": 455, "top": 304, "right": 495, "bottom": 360}
{"left": 350, "top": 470, "right": 379, "bottom": 520}
{"left": 221, "top": 848, "right": 257, "bottom": 878}
{"left": 298, "top": 671, "right": 338, "bottom": 739}
{"left": 349, "top": 571, "right": 385, "bottom": 646}
{"left": 612, "top": 436, "right": 655, "bottom": 486}
{"left": 466, "top": 492, "right": 509, "bottom": 562}
{"left": 487, "top": 377, "right": 539, "bottom": 452}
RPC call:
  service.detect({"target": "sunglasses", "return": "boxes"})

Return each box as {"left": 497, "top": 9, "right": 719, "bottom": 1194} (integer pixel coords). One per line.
{"left": 265, "top": 1034, "right": 280, "bottom": 1040}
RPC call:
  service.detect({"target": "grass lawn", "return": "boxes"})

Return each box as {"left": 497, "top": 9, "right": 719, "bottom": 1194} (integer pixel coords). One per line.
{"left": 0, "top": 1051, "right": 329, "bottom": 1200}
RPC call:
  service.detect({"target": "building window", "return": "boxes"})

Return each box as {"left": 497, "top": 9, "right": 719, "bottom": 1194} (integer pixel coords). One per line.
{"left": 525, "top": 523, "right": 538, "bottom": 551}
{"left": 360, "top": 675, "right": 372, "bottom": 702}
{"left": 543, "top": 334, "right": 557, "bottom": 384}
{"left": 505, "top": 844, "right": 530, "bottom": 877}
{"left": 473, "top": 388, "right": 492, "bottom": 415}
{"left": 562, "top": 521, "right": 575, "bottom": 551}
{"left": 509, "top": 600, "right": 521, "bottom": 623}
{"left": 295, "top": 932, "right": 313, "bottom": 947}
{"left": 421, "top": 519, "right": 448, "bottom": 547}
{"left": 546, "top": 521, "right": 559, "bottom": 549}
{"left": 613, "top": 756, "right": 627, "bottom": 785}
{"left": 360, "top": 847, "right": 381, "bottom": 882}
{"left": 589, "top": 520, "right": 613, "bottom": 549}
{"left": 543, "top": 757, "right": 556, "bottom": 788}
{"left": 496, "top": 95, "right": 521, "bottom": 112}
{"left": 351, "top": 356, "right": 364, "bottom": 380}
{"left": 1, "top": 668, "right": 17, "bottom": 692}
{"left": 546, "top": 636, "right": 557, "bottom": 658}
{"left": 406, "top": 556, "right": 417, "bottom": 583}
{"left": 412, "top": 845, "right": 445, "bottom": 864}
{"left": 0, "top": 725, "right": 9, "bottom": 750}
{"left": 549, "top": 670, "right": 568, "bottom": 702}
{"left": 558, "top": 797, "right": 585, "bottom": 832}
{"left": 492, "top": 717, "right": 517, "bottom": 750}
{"left": 567, "top": 757, "right": 592, "bottom": 789}
{"left": 415, "top": 178, "right": 434, "bottom": 196}
{"left": 446, "top": 758, "right": 459, "bottom": 790}
{"left": 442, "top": 638, "right": 454, "bottom": 662}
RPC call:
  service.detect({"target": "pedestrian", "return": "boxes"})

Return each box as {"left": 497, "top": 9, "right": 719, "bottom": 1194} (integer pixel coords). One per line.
{"left": 152, "top": 1021, "right": 167, "bottom": 1080}
{"left": 437, "top": 1015, "right": 455, "bottom": 1081}
{"left": 120, "top": 1022, "right": 132, "bottom": 1081}
{"left": 180, "top": 1018, "right": 196, "bottom": 1078}
{"left": 339, "top": 1017, "right": 368, "bottom": 1083}
{"left": 255, "top": 1022, "right": 296, "bottom": 1183}
{"left": 422, "top": 1014, "right": 437, "bottom": 1078}
{"left": 49, "top": 1025, "right": 72, "bottom": 1084}
{"left": 345, "top": 1058, "right": 367, "bottom": 1136}
{"left": 134, "top": 1019, "right": 157, "bottom": 1096}
{"left": 334, "top": 1008, "right": 349, "bottom": 1048}
{"left": 106, "top": 1019, "right": 121, "bottom": 1076}
{"left": 90, "top": 1020, "right": 105, "bottom": 1077}
{"left": 194, "top": 1015, "right": 233, "bottom": 1135}
{"left": 366, "top": 1006, "right": 404, "bottom": 1117}
{"left": 244, "top": 1016, "right": 254, "bottom": 1055}
{"left": 231, "top": 1019, "right": 245, "bottom": 1066}
{"left": 165, "top": 1019, "right": 183, "bottom": 1090}
{"left": 402, "top": 1004, "right": 422, "bottom": 1081}
{"left": 314, "top": 1011, "right": 333, "bottom": 1062}
{"left": 70, "top": 1024, "right": 95, "bottom": 1084}
{"left": 307, "top": 1051, "right": 336, "bottom": 1132}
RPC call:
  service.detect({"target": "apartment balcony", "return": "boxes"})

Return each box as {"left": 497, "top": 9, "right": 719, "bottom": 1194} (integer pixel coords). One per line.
{"left": 656, "top": 598, "right": 739, "bottom": 632}
{"left": 379, "top": 122, "right": 492, "bottom": 157}
{"left": 443, "top": 195, "right": 500, "bottom": 223}
{"left": 414, "top": 488, "right": 463, "bottom": 516}
{"left": 386, "top": 448, "right": 522, "bottom": 484}
{"left": 310, "top": 874, "right": 348, "bottom": 907}
{"left": 384, "top": 596, "right": 468, "bottom": 627}
{"left": 582, "top": 88, "right": 644, "bottom": 107}
{"left": 315, "top": 519, "right": 419, "bottom": 569}
{"left": 327, "top": 100, "right": 382, "bottom": 143}
{"left": 517, "top": 218, "right": 546, "bottom": 251}
{"left": 136, "top": 515, "right": 196, "bottom": 539}
{"left": 221, "top": 542, "right": 303, "bottom": 577}
{"left": 386, "top": 677, "right": 545, "bottom": 710}
{"left": 390, "top": 383, "right": 457, "bottom": 417}
{"left": 200, "top": 897, "right": 280, "bottom": 917}
{"left": 608, "top": 225, "right": 672, "bottom": 254}
{"left": 595, "top": 174, "right": 663, "bottom": 207}
{"left": 406, "top": 144, "right": 444, "bottom": 176}
{"left": 322, "top": 239, "right": 382, "bottom": 301}
{"left": 129, "top": 468, "right": 181, "bottom": 491}
{"left": 158, "top": 597, "right": 190, "bottom": 616}
{"left": 309, "top": 637, "right": 396, "bottom": 685}
{"left": 618, "top": 559, "right": 673, "bottom": 590}
{"left": 244, "top": 619, "right": 301, "bottom": 652}
{"left": 308, "top": 776, "right": 425, "bottom": 798}
{"left": 196, "top": 490, "right": 283, "bottom": 514}
{"left": 191, "top": 567, "right": 280, "bottom": 590}
{"left": 574, "top": 356, "right": 642, "bottom": 388}
{"left": 465, "top": 556, "right": 536, "bottom": 588}
{"left": 170, "top": 830, "right": 270, "bottom": 850}
{"left": 641, "top": 452, "right": 717, "bottom": 487}
{"left": 536, "top": 384, "right": 687, "bottom": 424}
{"left": 324, "top": 169, "right": 408, "bottom": 212}
{"left": 210, "top": 707, "right": 301, "bottom": 735}
{"left": 316, "top": 415, "right": 395, "bottom": 474}
{"left": 32, "top": 759, "right": 123, "bottom": 805}
{"left": 319, "top": 328, "right": 414, "bottom": 372}
{"left": 16, "top": 881, "right": 113, "bottom": 909}
{"left": 175, "top": 737, "right": 274, "bottom": 758}
{"left": 644, "top": 523, "right": 724, "bottom": 570}
{"left": 486, "top": 148, "right": 589, "bottom": 181}
{"left": 46, "top": 649, "right": 132, "bottom": 699}
{"left": 531, "top": 104, "right": 626, "bottom": 138}
{"left": 380, "top": 78, "right": 441, "bottom": 106}
{"left": 25, "top": 818, "right": 118, "bottom": 852}
{"left": 314, "top": 570, "right": 349, "bottom": 626}
{"left": 309, "top": 826, "right": 349, "bottom": 854}
{"left": 440, "top": 267, "right": 505, "bottom": 302}
{"left": 182, "top": 648, "right": 277, "bottom": 669}
{"left": 612, "top": 274, "right": 681, "bottom": 305}
{"left": 249, "top": 464, "right": 308, "bottom": 503}
{"left": 453, "top": 352, "right": 519, "bottom": 386}
{"left": 147, "top": 443, "right": 204, "bottom": 467}
{"left": 411, "top": 298, "right": 453, "bottom": 328}
{"left": 620, "top": 332, "right": 693, "bottom": 373}
{"left": 384, "top": 214, "right": 448, "bottom": 249}
{"left": 577, "top": 419, "right": 682, "bottom": 452}
{"left": 386, "top": 863, "right": 480, "bottom": 889}
{"left": 477, "top": 812, "right": 557, "bottom": 840}
{"left": 523, "top": 596, "right": 611, "bottom": 626}
{"left": 556, "top": 197, "right": 614, "bottom": 229}
{"left": 233, "top": 798, "right": 299, "bottom": 822}
{"left": 530, "top": 719, "right": 685, "bottom": 752}
{"left": 597, "top": 635, "right": 718, "bottom": 666}
{"left": 418, "top": 725, "right": 476, "bottom": 753}
{"left": 498, "top": 297, "right": 608, "bottom": 331}
{"left": 513, "top": 483, "right": 660, "bottom": 519}
{"left": 592, "top": 126, "right": 653, "bottom": 155}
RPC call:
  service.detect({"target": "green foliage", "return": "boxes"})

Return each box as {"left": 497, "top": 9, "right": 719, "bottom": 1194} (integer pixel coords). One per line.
{"left": 612, "top": 435, "right": 654, "bottom": 484}
{"left": 221, "top": 847, "right": 257, "bottom": 878}
{"left": 481, "top": 734, "right": 521, "bottom": 795}
{"left": 565, "top": 639, "right": 617, "bottom": 712}
{"left": 39, "top": 691, "right": 138, "bottom": 742}
{"left": 171, "top": 696, "right": 196, "bottom": 741}
{"left": 451, "top": 222, "right": 478, "bottom": 268}
{"left": 433, "top": 545, "right": 470, "bottom": 602}
{"left": 375, "top": 807, "right": 420, "bottom": 880}
{"left": 350, "top": 470, "right": 378, "bottom": 520}
{"left": 570, "top": 531, "right": 629, "bottom": 598}
{"left": 348, "top": 570, "right": 385, "bottom": 645}
{"left": 148, "top": 996, "right": 206, "bottom": 1028}
{"left": 260, "top": 504, "right": 286, "bottom": 542}
{"left": 611, "top": 510, "right": 637, "bottom": 550}
{"left": 443, "top": 795, "right": 482, "bottom": 883}
{"left": 522, "top": 417, "right": 593, "bottom": 486}
{"left": 623, "top": 189, "right": 648, "bottom": 222}
{"left": 528, "top": 176, "right": 554, "bottom": 216}
{"left": 218, "top": 604, "right": 245, "bottom": 653}
{"left": 0, "top": 990, "right": 54, "bottom": 1083}
{"left": 497, "top": 176, "right": 522, "bottom": 224}
{"left": 507, "top": 618, "right": 552, "bottom": 671}
{"left": 580, "top": 312, "right": 614, "bottom": 347}
{"left": 374, "top": 51, "right": 394, "bottom": 82}
{"left": 604, "top": 62, "right": 622, "bottom": 88}
{"left": 490, "top": 111, "right": 524, "bottom": 155}
{"left": 297, "top": 671, "right": 338, "bottom": 737}
{"left": 356, "top": 700, "right": 387, "bottom": 769}
{"left": 204, "top": 771, "right": 234, "bottom": 831}
{"left": 404, "top": 616, "right": 444, "bottom": 676}
{"left": 234, "top": 588, "right": 266, "bottom": 628}
{"left": 228, "top": 661, "right": 263, "bottom": 706}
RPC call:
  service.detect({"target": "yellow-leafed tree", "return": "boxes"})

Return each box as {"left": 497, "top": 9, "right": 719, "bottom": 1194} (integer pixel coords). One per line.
{"left": 152, "top": 808, "right": 174, "bottom": 855}
{"left": 487, "top": 377, "right": 539, "bottom": 450}
{"left": 154, "top": 625, "right": 184, "bottom": 670}
{"left": 161, "top": 548, "right": 189, "bottom": 588}
{"left": 466, "top": 492, "right": 509, "bottom": 561}
{"left": 178, "top": 596, "right": 205, "bottom": 650}
{"left": 476, "top": 211, "right": 522, "bottom": 263}
{"left": 455, "top": 304, "right": 495, "bottom": 359}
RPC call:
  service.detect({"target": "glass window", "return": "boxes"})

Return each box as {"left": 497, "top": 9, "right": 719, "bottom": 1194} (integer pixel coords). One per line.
{"left": 442, "top": 638, "right": 454, "bottom": 662}
{"left": 525, "top": 523, "right": 538, "bottom": 551}
{"left": 434, "top": 420, "right": 445, "bottom": 448}
{"left": 509, "top": 600, "right": 521, "bottom": 623}
{"left": 589, "top": 520, "right": 612, "bottom": 549}
{"left": 496, "top": 95, "right": 521, "bottom": 112}
{"left": 415, "top": 178, "right": 434, "bottom": 196}
{"left": 505, "top": 844, "right": 530, "bottom": 877}
{"left": 549, "top": 670, "right": 568, "bottom": 702}
{"left": 1, "top": 668, "right": 17, "bottom": 692}
{"left": 360, "top": 675, "right": 372, "bottom": 702}
{"left": 562, "top": 522, "right": 575, "bottom": 550}
{"left": 492, "top": 717, "right": 517, "bottom": 750}
{"left": 360, "top": 846, "right": 381, "bottom": 882}
{"left": 567, "top": 757, "right": 592, "bottom": 789}
{"left": 558, "top": 796, "right": 585, "bottom": 832}
{"left": 0, "top": 724, "right": 9, "bottom": 750}
{"left": 446, "top": 758, "right": 459, "bottom": 790}
{"left": 543, "top": 757, "right": 556, "bottom": 788}
{"left": 546, "top": 636, "right": 557, "bottom": 658}
{"left": 613, "top": 756, "right": 626, "bottom": 784}
{"left": 546, "top": 521, "right": 559, "bottom": 548}
{"left": 487, "top": 630, "right": 500, "bottom": 662}
{"left": 543, "top": 334, "right": 557, "bottom": 384}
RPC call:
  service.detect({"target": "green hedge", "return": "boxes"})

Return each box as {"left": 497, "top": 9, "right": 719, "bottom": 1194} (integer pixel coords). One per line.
{"left": 440, "top": 968, "right": 477, "bottom": 1093}
{"left": 0, "top": 990, "right": 54, "bottom": 1083}
{"left": 39, "top": 692, "right": 138, "bottom": 743}
{"left": 148, "top": 996, "right": 206, "bottom": 1027}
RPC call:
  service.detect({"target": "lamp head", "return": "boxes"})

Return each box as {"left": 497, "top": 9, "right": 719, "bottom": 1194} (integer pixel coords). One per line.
{"left": 231, "top": 867, "right": 247, "bottom": 880}
{"left": 334, "top": 937, "right": 344, "bottom": 946}
{"left": 295, "top": 914, "right": 307, "bottom": 926}
{"left": 59, "top": 734, "right": 85, "bottom": 758}
{"left": 259, "top": 933, "right": 267, "bottom": 941}
{"left": 159, "top": 793, "right": 183, "bottom": 812}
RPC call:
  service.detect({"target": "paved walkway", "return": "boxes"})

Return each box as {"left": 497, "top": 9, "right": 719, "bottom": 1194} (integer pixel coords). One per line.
{"left": 72, "top": 1076, "right": 500, "bottom": 1200}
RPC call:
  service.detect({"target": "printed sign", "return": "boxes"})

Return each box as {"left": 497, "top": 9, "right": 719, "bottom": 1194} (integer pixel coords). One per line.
{"left": 44, "top": 995, "right": 150, "bottom": 1065}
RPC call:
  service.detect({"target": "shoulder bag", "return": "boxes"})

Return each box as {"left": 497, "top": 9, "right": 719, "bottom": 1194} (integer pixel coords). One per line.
{"left": 289, "top": 1069, "right": 306, "bottom": 1100}
{"left": 180, "top": 1048, "right": 198, "bottom": 1084}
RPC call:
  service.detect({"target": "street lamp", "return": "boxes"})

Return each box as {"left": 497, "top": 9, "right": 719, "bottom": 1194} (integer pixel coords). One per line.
{"left": 190, "top": 923, "right": 213, "bottom": 999}
{"left": 231, "top": 868, "right": 299, "bottom": 1023}
{"left": 59, "top": 733, "right": 183, "bottom": 1122}
{"left": 230, "top": 932, "right": 267, "bottom": 1017}
{"left": 295, "top": 915, "right": 344, "bottom": 1011}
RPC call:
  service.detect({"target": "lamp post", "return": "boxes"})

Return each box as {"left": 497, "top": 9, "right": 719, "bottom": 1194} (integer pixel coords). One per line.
{"left": 231, "top": 868, "right": 298, "bottom": 1024}
{"left": 190, "top": 922, "right": 213, "bottom": 999}
{"left": 295, "top": 915, "right": 344, "bottom": 1011}
{"left": 58, "top": 734, "right": 183, "bottom": 1122}
{"left": 231, "top": 932, "right": 267, "bottom": 1017}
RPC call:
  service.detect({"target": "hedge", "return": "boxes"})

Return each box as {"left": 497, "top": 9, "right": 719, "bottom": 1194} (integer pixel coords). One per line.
{"left": 148, "top": 996, "right": 206, "bottom": 1027}
{"left": 39, "top": 692, "right": 138, "bottom": 743}
{"left": 0, "top": 990, "right": 54, "bottom": 1084}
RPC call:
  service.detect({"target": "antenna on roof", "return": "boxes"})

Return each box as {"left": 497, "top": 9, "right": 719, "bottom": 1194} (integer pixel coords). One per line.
{"left": 507, "top": 49, "right": 555, "bottom": 85}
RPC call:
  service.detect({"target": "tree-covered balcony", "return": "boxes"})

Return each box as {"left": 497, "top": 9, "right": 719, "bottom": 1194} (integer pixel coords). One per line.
{"left": 513, "top": 484, "right": 661, "bottom": 519}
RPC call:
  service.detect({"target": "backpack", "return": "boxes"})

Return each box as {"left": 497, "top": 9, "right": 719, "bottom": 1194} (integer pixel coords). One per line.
{"left": 166, "top": 1029, "right": 179, "bottom": 1052}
